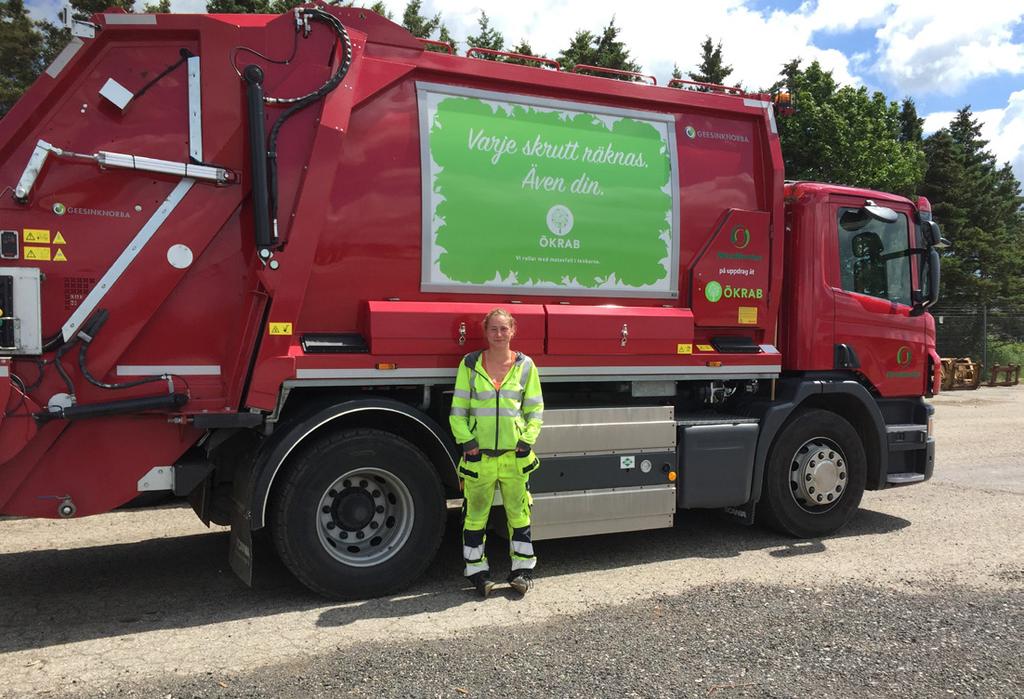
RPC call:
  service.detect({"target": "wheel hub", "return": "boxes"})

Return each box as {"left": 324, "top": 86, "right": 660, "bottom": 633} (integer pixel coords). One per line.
{"left": 332, "top": 488, "right": 375, "bottom": 530}
{"left": 316, "top": 468, "right": 415, "bottom": 568}
{"left": 790, "top": 440, "right": 848, "bottom": 510}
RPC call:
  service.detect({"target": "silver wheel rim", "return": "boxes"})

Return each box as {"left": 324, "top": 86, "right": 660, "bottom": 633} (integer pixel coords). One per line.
{"left": 788, "top": 437, "right": 848, "bottom": 514}
{"left": 315, "top": 467, "right": 415, "bottom": 567}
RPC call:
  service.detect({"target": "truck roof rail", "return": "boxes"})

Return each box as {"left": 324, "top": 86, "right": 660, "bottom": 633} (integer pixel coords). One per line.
{"left": 667, "top": 78, "right": 744, "bottom": 95}
{"left": 465, "top": 47, "right": 561, "bottom": 70}
{"left": 572, "top": 64, "right": 657, "bottom": 85}
{"left": 419, "top": 38, "right": 454, "bottom": 54}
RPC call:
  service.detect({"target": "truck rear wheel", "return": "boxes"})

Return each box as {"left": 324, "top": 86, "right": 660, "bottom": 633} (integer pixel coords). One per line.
{"left": 270, "top": 428, "right": 445, "bottom": 599}
{"left": 759, "top": 409, "right": 866, "bottom": 538}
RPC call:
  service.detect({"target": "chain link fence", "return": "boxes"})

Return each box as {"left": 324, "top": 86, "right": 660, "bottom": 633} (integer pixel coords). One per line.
{"left": 934, "top": 307, "right": 1024, "bottom": 374}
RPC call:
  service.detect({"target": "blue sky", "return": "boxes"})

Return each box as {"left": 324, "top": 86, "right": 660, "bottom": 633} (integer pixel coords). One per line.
{"left": 25, "top": 0, "right": 1024, "bottom": 183}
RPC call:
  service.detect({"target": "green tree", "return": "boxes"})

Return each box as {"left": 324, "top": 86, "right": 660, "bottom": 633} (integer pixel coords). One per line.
{"left": 558, "top": 17, "right": 641, "bottom": 80}
{"left": 0, "top": 0, "right": 71, "bottom": 118}
{"left": 206, "top": 0, "right": 269, "bottom": 12}
{"left": 436, "top": 23, "right": 457, "bottom": 53}
{"left": 465, "top": 11, "right": 503, "bottom": 57}
{"left": 71, "top": 0, "right": 134, "bottom": 19}
{"left": 143, "top": 0, "right": 171, "bottom": 11}
{"left": 402, "top": 0, "right": 438, "bottom": 38}
{"left": 505, "top": 40, "right": 544, "bottom": 66}
{"left": 688, "top": 36, "right": 733, "bottom": 86}
{"left": 772, "top": 58, "right": 925, "bottom": 196}
{"left": 898, "top": 97, "right": 923, "bottom": 143}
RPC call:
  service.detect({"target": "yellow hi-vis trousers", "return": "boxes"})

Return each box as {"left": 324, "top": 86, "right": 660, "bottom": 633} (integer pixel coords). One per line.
{"left": 461, "top": 450, "right": 538, "bottom": 577}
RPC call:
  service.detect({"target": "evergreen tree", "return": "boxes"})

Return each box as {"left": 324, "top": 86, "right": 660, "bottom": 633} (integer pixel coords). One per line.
{"left": 688, "top": 36, "right": 732, "bottom": 86}
{"left": 142, "top": 0, "right": 171, "bottom": 11}
{"left": 71, "top": 0, "right": 134, "bottom": 19}
{"left": 505, "top": 40, "right": 544, "bottom": 66}
{"left": 898, "top": 97, "right": 923, "bottom": 143}
{"left": 207, "top": 0, "right": 270, "bottom": 12}
{"left": 436, "top": 23, "right": 457, "bottom": 53}
{"left": 465, "top": 11, "right": 503, "bottom": 57}
{"left": 558, "top": 18, "right": 640, "bottom": 80}
{"left": 671, "top": 63, "right": 683, "bottom": 82}
{"left": 402, "top": 0, "right": 438, "bottom": 38}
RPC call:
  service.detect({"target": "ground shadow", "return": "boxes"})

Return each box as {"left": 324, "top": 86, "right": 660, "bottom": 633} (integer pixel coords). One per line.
{"left": 0, "top": 504, "right": 909, "bottom": 651}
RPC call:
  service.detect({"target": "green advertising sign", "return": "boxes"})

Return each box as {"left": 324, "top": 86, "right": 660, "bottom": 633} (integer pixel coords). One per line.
{"left": 418, "top": 84, "right": 679, "bottom": 297}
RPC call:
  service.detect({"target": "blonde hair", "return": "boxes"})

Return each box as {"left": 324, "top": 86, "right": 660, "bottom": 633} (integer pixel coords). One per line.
{"left": 482, "top": 307, "right": 516, "bottom": 331}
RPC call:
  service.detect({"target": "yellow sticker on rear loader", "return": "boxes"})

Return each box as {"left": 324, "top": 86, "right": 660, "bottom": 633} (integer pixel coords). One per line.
{"left": 696, "top": 344, "right": 714, "bottom": 352}
{"left": 23, "top": 229, "right": 50, "bottom": 243}
{"left": 54, "top": 232, "right": 67, "bottom": 245}
{"left": 269, "top": 322, "right": 293, "bottom": 335}
{"left": 676, "top": 344, "right": 693, "bottom": 355}
{"left": 738, "top": 306, "right": 758, "bottom": 324}
{"left": 23, "top": 246, "right": 51, "bottom": 261}
{"left": 54, "top": 249, "right": 67, "bottom": 262}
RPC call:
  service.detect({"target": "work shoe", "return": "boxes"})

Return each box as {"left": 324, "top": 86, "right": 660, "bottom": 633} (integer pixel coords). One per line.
{"left": 507, "top": 570, "right": 534, "bottom": 595}
{"left": 468, "top": 572, "right": 495, "bottom": 598}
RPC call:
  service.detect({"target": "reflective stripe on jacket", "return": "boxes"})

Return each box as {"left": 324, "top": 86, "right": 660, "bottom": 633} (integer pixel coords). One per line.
{"left": 449, "top": 351, "right": 544, "bottom": 452}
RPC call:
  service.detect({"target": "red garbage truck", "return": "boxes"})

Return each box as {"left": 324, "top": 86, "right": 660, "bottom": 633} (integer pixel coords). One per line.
{"left": 0, "top": 5, "right": 942, "bottom": 598}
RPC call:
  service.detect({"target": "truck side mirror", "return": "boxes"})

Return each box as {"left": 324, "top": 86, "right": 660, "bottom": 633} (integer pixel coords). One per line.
{"left": 911, "top": 247, "right": 941, "bottom": 316}
{"left": 863, "top": 200, "right": 898, "bottom": 224}
{"left": 923, "top": 220, "right": 950, "bottom": 249}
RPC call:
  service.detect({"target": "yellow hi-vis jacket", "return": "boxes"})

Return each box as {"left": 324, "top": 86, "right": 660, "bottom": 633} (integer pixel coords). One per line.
{"left": 450, "top": 351, "right": 544, "bottom": 453}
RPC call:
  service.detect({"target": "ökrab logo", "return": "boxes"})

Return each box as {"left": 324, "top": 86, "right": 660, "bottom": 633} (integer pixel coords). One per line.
{"left": 705, "top": 280, "right": 723, "bottom": 303}
{"left": 540, "top": 204, "right": 581, "bottom": 249}
{"left": 896, "top": 346, "right": 913, "bottom": 367}
{"left": 730, "top": 225, "right": 751, "bottom": 249}
{"left": 685, "top": 126, "right": 697, "bottom": 140}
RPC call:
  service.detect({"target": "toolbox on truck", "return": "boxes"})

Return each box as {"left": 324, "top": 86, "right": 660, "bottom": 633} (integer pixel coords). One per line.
{"left": 367, "top": 300, "right": 545, "bottom": 355}
{"left": 545, "top": 305, "right": 694, "bottom": 355}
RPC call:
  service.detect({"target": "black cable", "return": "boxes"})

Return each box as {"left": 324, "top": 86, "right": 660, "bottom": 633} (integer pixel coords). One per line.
{"left": 133, "top": 48, "right": 195, "bottom": 102}
{"left": 264, "top": 8, "right": 353, "bottom": 227}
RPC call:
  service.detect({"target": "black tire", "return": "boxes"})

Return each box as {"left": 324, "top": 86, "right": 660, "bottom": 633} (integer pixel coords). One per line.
{"left": 270, "top": 428, "right": 446, "bottom": 600}
{"left": 759, "top": 408, "right": 867, "bottom": 538}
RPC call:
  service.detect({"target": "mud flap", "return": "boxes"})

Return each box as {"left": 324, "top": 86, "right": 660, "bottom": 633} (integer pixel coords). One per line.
{"left": 228, "top": 464, "right": 254, "bottom": 587}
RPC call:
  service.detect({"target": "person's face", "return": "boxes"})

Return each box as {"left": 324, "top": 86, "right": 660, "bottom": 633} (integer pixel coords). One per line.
{"left": 485, "top": 316, "right": 515, "bottom": 351}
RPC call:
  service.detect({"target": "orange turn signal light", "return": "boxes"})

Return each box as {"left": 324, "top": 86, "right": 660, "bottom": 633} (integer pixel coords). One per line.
{"left": 668, "top": 471, "right": 677, "bottom": 482}
{"left": 706, "top": 360, "right": 723, "bottom": 367}
{"left": 375, "top": 362, "right": 398, "bottom": 370}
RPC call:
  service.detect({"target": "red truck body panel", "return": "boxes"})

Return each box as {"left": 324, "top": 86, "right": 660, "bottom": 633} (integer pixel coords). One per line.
{"left": 0, "top": 7, "right": 933, "bottom": 519}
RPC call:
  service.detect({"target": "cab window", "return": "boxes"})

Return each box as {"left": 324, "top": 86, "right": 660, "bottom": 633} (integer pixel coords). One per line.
{"left": 837, "top": 208, "right": 912, "bottom": 306}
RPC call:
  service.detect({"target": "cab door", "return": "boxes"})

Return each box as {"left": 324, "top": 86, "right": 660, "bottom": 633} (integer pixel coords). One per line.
{"left": 829, "top": 198, "right": 926, "bottom": 397}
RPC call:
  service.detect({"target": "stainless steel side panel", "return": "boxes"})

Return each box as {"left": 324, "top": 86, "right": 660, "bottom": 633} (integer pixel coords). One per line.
{"left": 496, "top": 484, "right": 676, "bottom": 540}
{"left": 534, "top": 406, "right": 676, "bottom": 457}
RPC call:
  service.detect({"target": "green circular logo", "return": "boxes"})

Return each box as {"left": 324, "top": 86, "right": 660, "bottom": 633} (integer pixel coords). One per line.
{"left": 730, "top": 226, "right": 751, "bottom": 249}
{"left": 705, "top": 280, "right": 723, "bottom": 303}
{"left": 52, "top": 202, "right": 66, "bottom": 216}
{"left": 896, "top": 346, "right": 912, "bottom": 367}
{"left": 685, "top": 126, "right": 696, "bottom": 139}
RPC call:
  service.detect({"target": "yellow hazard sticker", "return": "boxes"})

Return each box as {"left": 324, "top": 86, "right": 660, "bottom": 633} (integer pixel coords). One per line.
{"left": 696, "top": 344, "right": 714, "bottom": 352}
{"left": 676, "top": 343, "right": 693, "bottom": 355}
{"left": 23, "top": 246, "right": 51, "bottom": 261}
{"left": 738, "top": 306, "right": 758, "bottom": 324}
{"left": 54, "top": 248, "right": 67, "bottom": 262}
{"left": 269, "top": 322, "right": 293, "bottom": 335}
{"left": 54, "top": 232, "right": 67, "bottom": 245}
{"left": 23, "top": 229, "right": 50, "bottom": 243}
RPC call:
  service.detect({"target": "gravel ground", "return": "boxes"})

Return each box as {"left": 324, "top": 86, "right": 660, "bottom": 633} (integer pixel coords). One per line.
{"left": 1, "top": 385, "right": 1022, "bottom": 698}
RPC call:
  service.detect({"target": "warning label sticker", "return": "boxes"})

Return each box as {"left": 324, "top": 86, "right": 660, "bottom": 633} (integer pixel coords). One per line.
{"left": 738, "top": 306, "right": 758, "bottom": 325}
{"left": 269, "top": 322, "right": 293, "bottom": 335}
{"left": 54, "top": 249, "right": 67, "bottom": 262}
{"left": 23, "top": 246, "right": 51, "bottom": 261}
{"left": 676, "top": 343, "right": 693, "bottom": 355}
{"left": 54, "top": 232, "right": 67, "bottom": 245}
{"left": 696, "top": 344, "right": 714, "bottom": 352}
{"left": 23, "top": 229, "right": 50, "bottom": 243}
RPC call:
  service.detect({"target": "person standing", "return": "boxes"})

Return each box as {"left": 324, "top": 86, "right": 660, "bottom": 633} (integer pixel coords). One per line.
{"left": 450, "top": 308, "right": 544, "bottom": 597}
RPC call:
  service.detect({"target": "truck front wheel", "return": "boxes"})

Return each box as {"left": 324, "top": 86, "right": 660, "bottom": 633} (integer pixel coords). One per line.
{"left": 759, "top": 409, "right": 866, "bottom": 538}
{"left": 270, "top": 428, "right": 446, "bottom": 599}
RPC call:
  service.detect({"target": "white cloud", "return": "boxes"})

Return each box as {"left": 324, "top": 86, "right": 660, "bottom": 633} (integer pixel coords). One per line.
{"left": 924, "top": 90, "right": 1024, "bottom": 185}
{"left": 873, "top": 1, "right": 1024, "bottom": 95}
